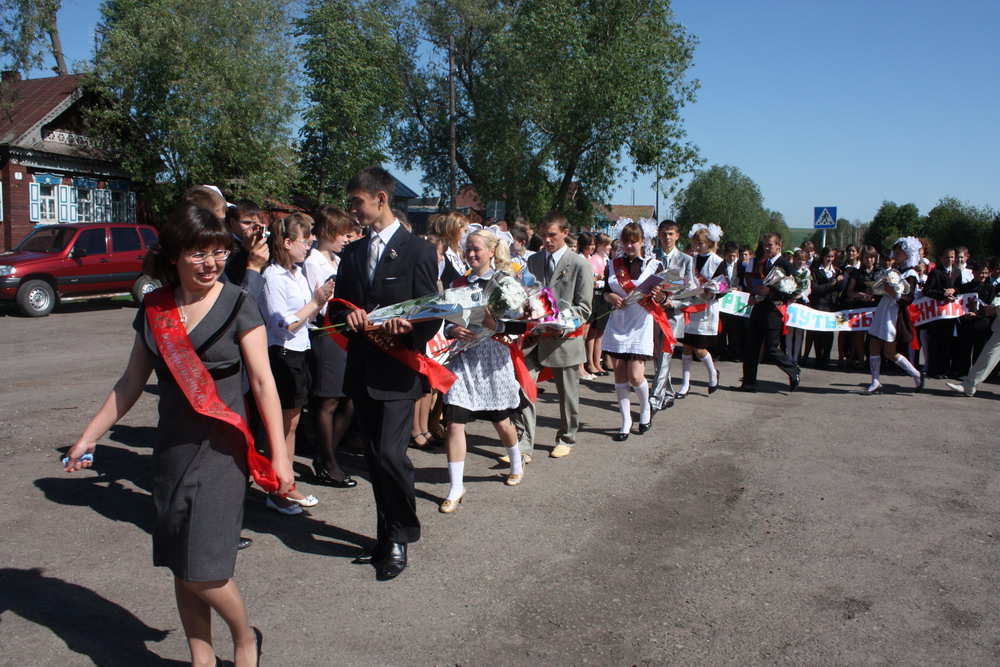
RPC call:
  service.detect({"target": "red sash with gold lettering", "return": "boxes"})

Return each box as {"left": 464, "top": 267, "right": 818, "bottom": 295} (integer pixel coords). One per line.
{"left": 145, "top": 288, "right": 281, "bottom": 493}
{"left": 613, "top": 257, "right": 677, "bottom": 351}
{"left": 326, "top": 298, "right": 457, "bottom": 393}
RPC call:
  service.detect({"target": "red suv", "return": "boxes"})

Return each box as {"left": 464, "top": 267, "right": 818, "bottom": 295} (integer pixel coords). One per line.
{"left": 0, "top": 223, "right": 160, "bottom": 317}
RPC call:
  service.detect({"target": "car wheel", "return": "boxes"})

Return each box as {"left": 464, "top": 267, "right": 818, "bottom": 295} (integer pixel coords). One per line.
{"left": 132, "top": 275, "right": 161, "bottom": 304}
{"left": 16, "top": 279, "right": 56, "bottom": 317}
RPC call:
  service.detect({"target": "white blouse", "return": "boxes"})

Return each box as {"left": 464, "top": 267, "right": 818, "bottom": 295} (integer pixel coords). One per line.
{"left": 260, "top": 263, "right": 313, "bottom": 351}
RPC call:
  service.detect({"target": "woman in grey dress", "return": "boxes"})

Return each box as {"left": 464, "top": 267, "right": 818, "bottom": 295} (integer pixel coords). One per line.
{"left": 65, "top": 205, "right": 293, "bottom": 667}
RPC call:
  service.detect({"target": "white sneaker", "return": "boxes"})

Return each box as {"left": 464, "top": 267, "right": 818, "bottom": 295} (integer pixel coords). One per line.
{"left": 945, "top": 381, "right": 974, "bottom": 397}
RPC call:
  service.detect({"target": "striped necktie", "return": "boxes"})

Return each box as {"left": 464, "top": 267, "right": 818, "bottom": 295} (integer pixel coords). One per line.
{"left": 368, "top": 235, "right": 382, "bottom": 281}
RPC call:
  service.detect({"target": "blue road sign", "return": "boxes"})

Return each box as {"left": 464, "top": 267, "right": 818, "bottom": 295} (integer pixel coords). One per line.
{"left": 814, "top": 207, "right": 837, "bottom": 229}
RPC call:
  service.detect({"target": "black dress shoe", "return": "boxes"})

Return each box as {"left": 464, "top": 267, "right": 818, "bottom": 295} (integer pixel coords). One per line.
{"left": 788, "top": 374, "right": 800, "bottom": 392}
{"left": 313, "top": 461, "right": 359, "bottom": 488}
{"left": 612, "top": 432, "right": 629, "bottom": 442}
{"left": 636, "top": 422, "right": 652, "bottom": 435}
{"left": 376, "top": 542, "right": 407, "bottom": 580}
{"left": 352, "top": 542, "right": 387, "bottom": 564}
{"left": 237, "top": 537, "right": 253, "bottom": 550}
{"left": 709, "top": 370, "right": 721, "bottom": 394}
{"left": 915, "top": 371, "right": 925, "bottom": 393}
{"left": 737, "top": 383, "right": 758, "bottom": 393}
{"left": 665, "top": 396, "right": 675, "bottom": 408}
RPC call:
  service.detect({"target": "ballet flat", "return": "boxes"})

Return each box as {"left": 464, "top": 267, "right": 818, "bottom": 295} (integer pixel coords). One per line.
{"left": 439, "top": 489, "right": 466, "bottom": 513}
{"left": 266, "top": 495, "right": 303, "bottom": 515}
{"left": 674, "top": 390, "right": 688, "bottom": 399}
{"left": 709, "top": 371, "right": 721, "bottom": 394}
{"left": 286, "top": 494, "right": 319, "bottom": 507}
{"left": 612, "top": 432, "right": 629, "bottom": 442}
{"left": 637, "top": 421, "right": 652, "bottom": 435}
{"left": 860, "top": 384, "right": 883, "bottom": 396}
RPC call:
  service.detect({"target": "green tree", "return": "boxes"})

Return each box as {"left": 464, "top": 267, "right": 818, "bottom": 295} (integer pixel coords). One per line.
{"left": 391, "top": 0, "right": 701, "bottom": 223}
{"left": 862, "top": 201, "right": 921, "bottom": 250}
{"left": 673, "top": 164, "right": 769, "bottom": 249}
{"left": 295, "top": 0, "right": 405, "bottom": 203}
{"left": 84, "top": 0, "right": 299, "bottom": 216}
{"left": 0, "top": 0, "right": 67, "bottom": 115}
{"left": 809, "top": 218, "right": 864, "bottom": 249}
{"left": 924, "top": 196, "right": 996, "bottom": 260}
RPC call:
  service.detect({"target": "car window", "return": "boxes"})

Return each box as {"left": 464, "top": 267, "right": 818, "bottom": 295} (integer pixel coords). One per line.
{"left": 139, "top": 228, "right": 158, "bottom": 248}
{"left": 73, "top": 228, "right": 108, "bottom": 256}
{"left": 16, "top": 227, "right": 75, "bottom": 253}
{"left": 111, "top": 227, "right": 142, "bottom": 253}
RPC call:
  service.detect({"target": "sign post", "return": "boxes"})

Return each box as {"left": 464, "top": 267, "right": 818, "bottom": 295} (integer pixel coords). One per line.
{"left": 814, "top": 206, "right": 837, "bottom": 247}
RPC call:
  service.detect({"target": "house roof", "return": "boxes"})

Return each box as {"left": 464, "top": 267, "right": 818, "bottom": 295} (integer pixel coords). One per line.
{"left": 392, "top": 176, "right": 419, "bottom": 200}
{"left": 597, "top": 204, "right": 656, "bottom": 222}
{"left": 0, "top": 74, "right": 82, "bottom": 148}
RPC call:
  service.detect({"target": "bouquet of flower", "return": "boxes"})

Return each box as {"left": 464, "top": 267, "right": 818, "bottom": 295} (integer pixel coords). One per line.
{"left": 484, "top": 271, "right": 530, "bottom": 320}
{"left": 367, "top": 285, "right": 486, "bottom": 327}
{"left": 525, "top": 309, "right": 583, "bottom": 337}
{"left": 671, "top": 275, "right": 730, "bottom": 301}
{"left": 522, "top": 286, "right": 559, "bottom": 322}
{"left": 622, "top": 267, "right": 690, "bottom": 307}
{"left": 871, "top": 268, "right": 910, "bottom": 297}
{"left": 763, "top": 264, "right": 811, "bottom": 299}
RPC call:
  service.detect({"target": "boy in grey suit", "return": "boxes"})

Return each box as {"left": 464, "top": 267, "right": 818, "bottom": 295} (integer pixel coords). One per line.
{"left": 651, "top": 220, "right": 696, "bottom": 410}
{"left": 513, "top": 211, "right": 594, "bottom": 458}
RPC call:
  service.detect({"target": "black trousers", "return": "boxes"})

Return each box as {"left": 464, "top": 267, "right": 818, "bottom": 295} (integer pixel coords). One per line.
{"left": 720, "top": 312, "right": 745, "bottom": 360}
{"left": 926, "top": 319, "right": 956, "bottom": 377}
{"left": 742, "top": 302, "right": 799, "bottom": 385}
{"left": 353, "top": 394, "right": 420, "bottom": 544}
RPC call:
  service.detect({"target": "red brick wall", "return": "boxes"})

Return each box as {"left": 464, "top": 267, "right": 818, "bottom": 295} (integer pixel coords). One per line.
{"left": 0, "top": 162, "right": 32, "bottom": 250}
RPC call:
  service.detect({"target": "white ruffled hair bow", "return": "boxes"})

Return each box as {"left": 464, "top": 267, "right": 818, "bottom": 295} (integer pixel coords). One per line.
{"left": 688, "top": 223, "right": 723, "bottom": 242}
{"left": 893, "top": 236, "right": 922, "bottom": 269}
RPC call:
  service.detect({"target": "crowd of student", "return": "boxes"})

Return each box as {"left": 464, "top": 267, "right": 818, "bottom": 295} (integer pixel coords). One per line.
{"left": 62, "top": 167, "right": 1000, "bottom": 665}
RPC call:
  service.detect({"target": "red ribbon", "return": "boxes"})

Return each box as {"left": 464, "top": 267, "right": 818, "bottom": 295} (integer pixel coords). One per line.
{"left": 775, "top": 303, "right": 789, "bottom": 335}
{"left": 614, "top": 257, "right": 677, "bottom": 352}
{"left": 145, "top": 288, "right": 281, "bottom": 493}
{"left": 498, "top": 338, "right": 538, "bottom": 402}
{"left": 906, "top": 304, "right": 921, "bottom": 350}
{"left": 325, "top": 298, "right": 457, "bottom": 393}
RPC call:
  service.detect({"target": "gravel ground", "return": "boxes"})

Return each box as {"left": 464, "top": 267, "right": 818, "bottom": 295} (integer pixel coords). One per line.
{"left": 1, "top": 300, "right": 997, "bottom": 666}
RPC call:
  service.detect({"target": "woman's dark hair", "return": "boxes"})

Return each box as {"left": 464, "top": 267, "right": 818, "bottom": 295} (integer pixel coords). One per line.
{"left": 619, "top": 222, "right": 644, "bottom": 254}
{"left": 819, "top": 246, "right": 834, "bottom": 260}
{"left": 577, "top": 231, "right": 595, "bottom": 253}
{"left": 143, "top": 205, "right": 233, "bottom": 286}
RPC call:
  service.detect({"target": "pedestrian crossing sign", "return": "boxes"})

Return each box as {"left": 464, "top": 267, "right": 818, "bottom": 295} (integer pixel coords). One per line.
{"left": 814, "top": 207, "right": 837, "bottom": 229}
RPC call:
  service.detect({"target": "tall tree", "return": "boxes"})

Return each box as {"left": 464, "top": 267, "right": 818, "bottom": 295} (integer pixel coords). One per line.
{"left": 0, "top": 0, "right": 67, "bottom": 75}
{"left": 862, "top": 201, "right": 921, "bottom": 250}
{"left": 295, "top": 0, "right": 405, "bottom": 203}
{"left": 674, "top": 165, "right": 770, "bottom": 249}
{"left": 924, "top": 196, "right": 996, "bottom": 260}
{"left": 391, "top": 0, "right": 700, "bottom": 223}
{"left": 84, "top": 0, "right": 299, "bottom": 215}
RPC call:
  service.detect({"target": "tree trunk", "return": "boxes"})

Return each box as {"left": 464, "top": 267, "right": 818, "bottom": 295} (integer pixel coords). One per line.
{"left": 554, "top": 154, "right": 580, "bottom": 211}
{"left": 47, "top": 8, "right": 68, "bottom": 76}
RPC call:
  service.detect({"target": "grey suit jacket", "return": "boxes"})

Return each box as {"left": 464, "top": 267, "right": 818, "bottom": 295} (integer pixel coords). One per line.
{"left": 527, "top": 249, "right": 594, "bottom": 367}
{"left": 655, "top": 247, "right": 696, "bottom": 335}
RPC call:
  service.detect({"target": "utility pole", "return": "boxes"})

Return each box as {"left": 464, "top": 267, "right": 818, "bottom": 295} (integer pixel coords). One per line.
{"left": 654, "top": 166, "right": 660, "bottom": 221}
{"left": 449, "top": 35, "right": 457, "bottom": 210}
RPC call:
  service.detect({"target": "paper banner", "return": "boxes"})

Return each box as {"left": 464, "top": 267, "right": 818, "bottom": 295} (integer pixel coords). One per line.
{"left": 719, "top": 291, "right": 978, "bottom": 332}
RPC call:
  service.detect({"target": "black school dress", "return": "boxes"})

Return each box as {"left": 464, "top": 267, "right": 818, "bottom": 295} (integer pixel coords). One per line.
{"left": 133, "top": 283, "right": 263, "bottom": 581}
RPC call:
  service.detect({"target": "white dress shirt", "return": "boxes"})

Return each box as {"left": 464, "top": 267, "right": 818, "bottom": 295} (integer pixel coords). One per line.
{"left": 260, "top": 263, "right": 313, "bottom": 351}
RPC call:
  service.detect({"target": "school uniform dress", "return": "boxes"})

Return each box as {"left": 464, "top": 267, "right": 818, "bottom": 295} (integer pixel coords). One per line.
{"left": 683, "top": 252, "right": 726, "bottom": 349}
{"left": 442, "top": 272, "right": 522, "bottom": 423}
{"left": 601, "top": 255, "right": 663, "bottom": 359}
{"left": 869, "top": 269, "right": 918, "bottom": 345}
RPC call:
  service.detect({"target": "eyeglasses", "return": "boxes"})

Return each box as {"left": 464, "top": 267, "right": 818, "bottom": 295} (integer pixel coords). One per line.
{"left": 186, "top": 250, "right": 231, "bottom": 264}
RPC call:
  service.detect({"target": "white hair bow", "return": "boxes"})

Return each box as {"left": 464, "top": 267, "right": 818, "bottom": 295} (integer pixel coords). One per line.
{"left": 689, "top": 223, "right": 723, "bottom": 242}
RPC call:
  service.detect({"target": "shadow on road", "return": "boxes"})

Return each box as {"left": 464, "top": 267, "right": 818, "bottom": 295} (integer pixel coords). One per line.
{"left": 0, "top": 567, "right": 181, "bottom": 665}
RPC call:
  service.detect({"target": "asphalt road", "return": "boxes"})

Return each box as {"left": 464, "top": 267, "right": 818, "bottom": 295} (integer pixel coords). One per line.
{"left": 1, "top": 300, "right": 997, "bottom": 666}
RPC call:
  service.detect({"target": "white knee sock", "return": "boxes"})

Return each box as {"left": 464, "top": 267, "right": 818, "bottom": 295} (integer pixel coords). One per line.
{"left": 506, "top": 445, "right": 523, "bottom": 475}
{"left": 892, "top": 354, "right": 922, "bottom": 383}
{"left": 868, "top": 355, "right": 881, "bottom": 391}
{"left": 614, "top": 382, "right": 632, "bottom": 434}
{"left": 633, "top": 380, "right": 651, "bottom": 424}
{"left": 701, "top": 352, "right": 718, "bottom": 386}
{"left": 679, "top": 354, "right": 693, "bottom": 394}
{"left": 446, "top": 461, "right": 465, "bottom": 500}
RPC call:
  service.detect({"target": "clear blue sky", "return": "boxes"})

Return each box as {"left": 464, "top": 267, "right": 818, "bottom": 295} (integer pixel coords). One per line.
{"left": 31, "top": 0, "right": 1000, "bottom": 228}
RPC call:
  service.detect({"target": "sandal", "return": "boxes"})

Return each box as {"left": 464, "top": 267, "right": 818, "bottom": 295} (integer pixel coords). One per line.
{"left": 410, "top": 432, "right": 431, "bottom": 449}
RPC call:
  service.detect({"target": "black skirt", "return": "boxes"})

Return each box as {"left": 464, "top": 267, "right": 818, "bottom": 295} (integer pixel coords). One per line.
{"left": 682, "top": 332, "right": 716, "bottom": 349}
{"left": 444, "top": 404, "right": 516, "bottom": 425}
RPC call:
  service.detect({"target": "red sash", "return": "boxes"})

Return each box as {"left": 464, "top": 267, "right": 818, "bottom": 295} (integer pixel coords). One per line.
{"left": 613, "top": 257, "right": 677, "bottom": 351}
{"left": 326, "top": 298, "right": 457, "bottom": 393}
{"left": 774, "top": 303, "right": 789, "bottom": 335}
{"left": 145, "top": 288, "right": 281, "bottom": 493}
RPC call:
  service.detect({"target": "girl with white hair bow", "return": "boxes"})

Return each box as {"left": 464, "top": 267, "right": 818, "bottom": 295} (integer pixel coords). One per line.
{"left": 861, "top": 237, "right": 925, "bottom": 395}
{"left": 675, "top": 223, "right": 727, "bottom": 398}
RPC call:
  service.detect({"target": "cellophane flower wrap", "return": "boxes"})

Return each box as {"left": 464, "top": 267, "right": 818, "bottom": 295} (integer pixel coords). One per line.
{"left": 871, "top": 268, "right": 910, "bottom": 298}
{"left": 622, "top": 267, "right": 690, "bottom": 307}
{"left": 763, "top": 264, "right": 812, "bottom": 299}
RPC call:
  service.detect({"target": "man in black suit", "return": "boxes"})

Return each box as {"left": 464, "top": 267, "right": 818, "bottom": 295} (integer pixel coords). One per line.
{"left": 719, "top": 241, "right": 745, "bottom": 361}
{"left": 922, "top": 247, "right": 963, "bottom": 379}
{"left": 333, "top": 167, "right": 439, "bottom": 580}
{"left": 740, "top": 232, "right": 801, "bottom": 392}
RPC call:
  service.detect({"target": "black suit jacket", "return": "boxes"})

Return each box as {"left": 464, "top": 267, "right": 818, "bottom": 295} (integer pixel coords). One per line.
{"left": 333, "top": 226, "right": 440, "bottom": 400}
{"left": 922, "top": 266, "right": 963, "bottom": 300}
{"left": 757, "top": 255, "right": 797, "bottom": 303}
{"left": 809, "top": 266, "right": 841, "bottom": 311}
